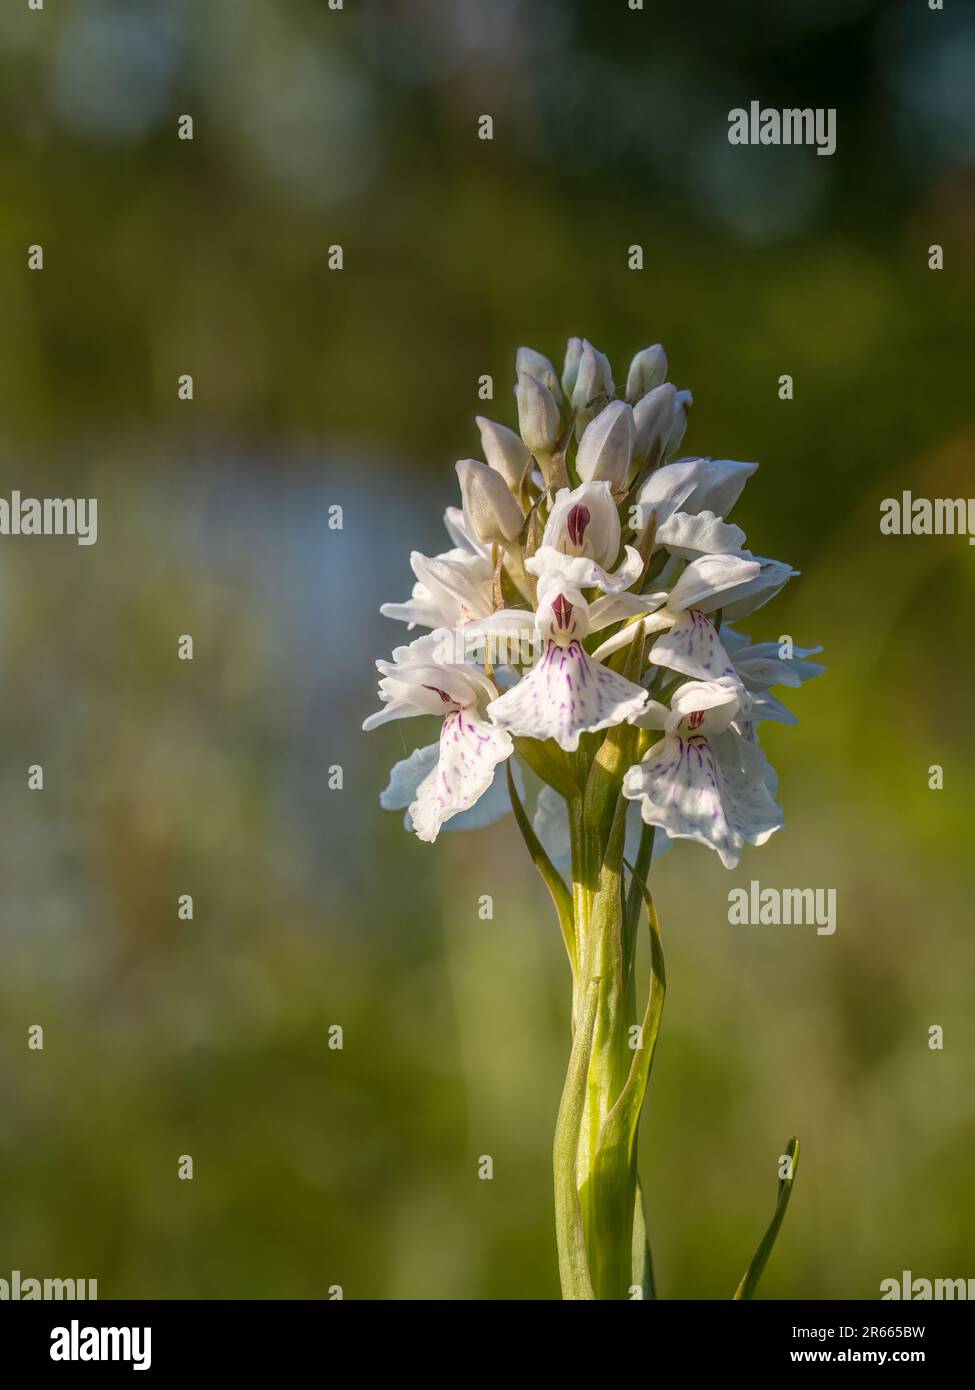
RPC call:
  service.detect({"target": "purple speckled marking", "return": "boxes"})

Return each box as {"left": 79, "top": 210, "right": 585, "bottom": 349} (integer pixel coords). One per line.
{"left": 487, "top": 639, "right": 647, "bottom": 751}
{"left": 411, "top": 707, "right": 511, "bottom": 838}
{"left": 656, "top": 610, "right": 737, "bottom": 682}
{"left": 627, "top": 728, "right": 782, "bottom": 868}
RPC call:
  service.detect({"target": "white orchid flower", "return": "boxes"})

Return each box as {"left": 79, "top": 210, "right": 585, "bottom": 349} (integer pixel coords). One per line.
{"left": 622, "top": 676, "right": 783, "bottom": 869}
{"left": 652, "top": 509, "right": 747, "bottom": 560}
{"left": 540, "top": 481, "right": 624, "bottom": 569}
{"left": 381, "top": 743, "right": 523, "bottom": 835}
{"left": 648, "top": 611, "right": 825, "bottom": 726}
{"left": 717, "top": 556, "right": 798, "bottom": 620}
{"left": 647, "top": 607, "right": 741, "bottom": 684}
{"left": 363, "top": 631, "right": 513, "bottom": 842}
{"left": 590, "top": 551, "right": 761, "bottom": 661}
{"left": 381, "top": 545, "right": 495, "bottom": 631}
{"left": 719, "top": 625, "right": 825, "bottom": 731}
{"left": 530, "top": 481, "right": 646, "bottom": 594}
{"left": 638, "top": 552, "right": 797, "bottom": 629}
{"left": 640, "top": 456, "right": 757, "bottom": 521}
{"left": 721, "top": 625, "right": 826, "bottom": 691}
{"left": 526, "top": 543, "right": 645, "bottom": 597}
{"left": 470, "top": 568, "right": 649, "bottom": 752}
{"left": 381, "top": 505, "right": 500, "bottom": 631}
{"left": 634, "top": 456, "right": 757, "bottom": 557}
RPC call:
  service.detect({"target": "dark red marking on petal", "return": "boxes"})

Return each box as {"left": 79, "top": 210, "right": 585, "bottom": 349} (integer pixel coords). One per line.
{"left": 552, "top": 593, "right": 573, "bottom": 631}
{"left": 567, "top": 505, "right": 591, "bottom": 548}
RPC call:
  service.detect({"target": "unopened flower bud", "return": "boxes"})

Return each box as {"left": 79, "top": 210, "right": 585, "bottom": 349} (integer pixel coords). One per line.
{"left": 625, "top": 345, "right": 668, "bottom": 403}
{"left": 476, "top": 416, "right": 531, "bottom": 489}
{"left": 516, "top": 370, "right": 561, "bottom": 454}
{"left": 570, "top": 340, "right": 615, "bottom": 412}
{"left": 561, "top": 336, "right": 584, "bottom": 399}
{"left": 575, "top": 400, "right": 635, "bottom": 487}
{"left": 632, "top": 383, "right": 677, "bottom": 466}
{"left": 665, "top": 389, "right": 692, "bottom": 457}
{"left": 455, "top": 459, "right": 525, "bottom": 544}
{"left": 516, "top": 347, "right": 563, "bottom": 404}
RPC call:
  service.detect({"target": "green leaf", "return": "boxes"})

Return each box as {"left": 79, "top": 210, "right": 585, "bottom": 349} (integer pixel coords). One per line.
{"left": 622, "top": 823, "right": 655, "bottom": 991}
{"left": 631, "top": 1177, "right": 657, "bottom": 1301}
{"left": 733, "top": 1137, "right": 800, "bottom": 1300}
{"left": 603, "top": 858, "right": 666, "bottom": 1154}
{"left": 554, "top": 978, "right": 600, "bottom": 1300}
{"left": 505, "top": 764, "right": 576, "bottom": 972}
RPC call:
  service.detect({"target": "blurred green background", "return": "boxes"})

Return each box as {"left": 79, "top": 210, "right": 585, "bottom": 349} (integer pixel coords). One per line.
{"left": 1, "top": 0, "right": 974, "bottom": 1299}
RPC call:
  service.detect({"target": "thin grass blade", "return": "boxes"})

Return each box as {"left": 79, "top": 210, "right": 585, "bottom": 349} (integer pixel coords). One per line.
{"left": 733, "top": 1137, "right": 800, "bottom": 1300}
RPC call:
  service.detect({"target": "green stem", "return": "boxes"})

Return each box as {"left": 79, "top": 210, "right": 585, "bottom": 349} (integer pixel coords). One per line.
{"left": 586, "top": 800, "right": 633, "bottom": 1298}
{"left": 567, "top": 791, "right": 594, "bottom": 1026}
{"left": 553, "top": 979, "right": 600, "bottom": 1299}
{"left": 554, "top": 712, "right": 663, "bottom": 1298}
{"left": 579, "top": 847, "right": 668, "bottom": 1297}
{"left": 567, "top": 794, "right": 639, "bottom": 1298}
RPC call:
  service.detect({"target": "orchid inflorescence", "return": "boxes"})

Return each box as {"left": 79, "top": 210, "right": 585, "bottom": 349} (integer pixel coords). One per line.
{"left": 364, "top": 337, "right": 824, "bottom": 1299}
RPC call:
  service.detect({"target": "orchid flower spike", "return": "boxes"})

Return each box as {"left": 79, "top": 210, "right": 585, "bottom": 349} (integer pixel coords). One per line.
{"left": 370, "top": 334, "right": 821, "bottom": 874}
{"left": 366, "top": 334, "right": 824, "bottom": 1304}
{"left": 464, "top": 561, "right": 650, "bottom": 752}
